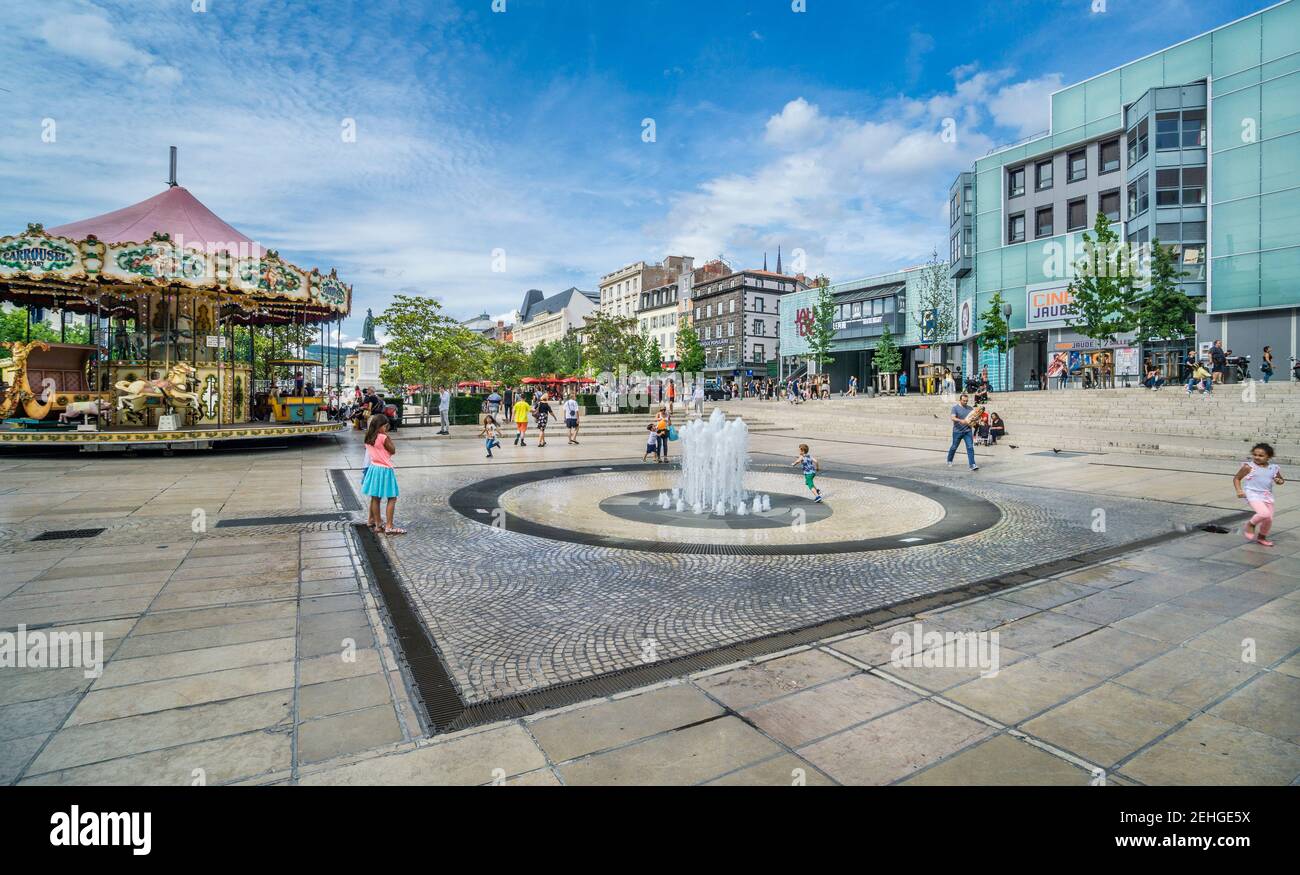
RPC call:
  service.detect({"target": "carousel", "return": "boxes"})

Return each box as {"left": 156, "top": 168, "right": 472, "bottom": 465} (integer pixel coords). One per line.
{"left": 0, "top": 151, "right": 351, "bottom": 449}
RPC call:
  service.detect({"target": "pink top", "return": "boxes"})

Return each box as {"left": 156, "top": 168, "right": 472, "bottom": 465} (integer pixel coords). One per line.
{"left": 366, "top": 438, "right": 393, "bottom": 469}
{"left": 48, "top": 186, "right": 258, "bottom": 251}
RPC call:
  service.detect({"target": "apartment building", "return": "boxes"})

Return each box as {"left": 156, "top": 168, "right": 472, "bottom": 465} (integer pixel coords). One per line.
{"left": 692, "top": 268, "right": 807, "bottom": 382}
{"left": 598, "top": 256, "right": 692, "bottom": 318}
{"left": 514, "top": 287, "right": 598, "bottom": 353}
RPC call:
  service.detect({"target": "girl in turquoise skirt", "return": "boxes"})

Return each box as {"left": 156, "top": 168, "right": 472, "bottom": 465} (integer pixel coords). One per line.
{"left": 362, "top": 414, "right": 405, "bottom": 534}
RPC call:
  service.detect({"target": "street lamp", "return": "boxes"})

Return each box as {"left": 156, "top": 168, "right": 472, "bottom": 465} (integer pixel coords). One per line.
{"left": 1002, "top": 302, "right": 1012, "bottom": 392}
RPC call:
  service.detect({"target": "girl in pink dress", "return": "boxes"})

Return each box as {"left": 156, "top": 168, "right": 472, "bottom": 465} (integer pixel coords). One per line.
{"left": 362, "top": 414, "right": 405, "bottom": 534}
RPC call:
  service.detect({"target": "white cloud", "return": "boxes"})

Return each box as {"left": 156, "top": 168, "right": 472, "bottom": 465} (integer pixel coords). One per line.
{"left": 763, "top": 97, "right": 830, "bottom": 149}
{"left": 35, "top": 2, "right": 184, "bottom": 86}
{"left": 988, "top": 73, "right": 1063, "bottom": 138}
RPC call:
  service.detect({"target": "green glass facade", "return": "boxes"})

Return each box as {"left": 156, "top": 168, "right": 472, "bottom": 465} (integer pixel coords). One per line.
{"left": 952, "top": 0, "right": 1300, "bottom": 381}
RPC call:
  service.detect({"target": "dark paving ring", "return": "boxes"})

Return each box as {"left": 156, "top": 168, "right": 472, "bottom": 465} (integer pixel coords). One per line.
{"left": 448, "top": 463, "right": 1001, "bottom": 555}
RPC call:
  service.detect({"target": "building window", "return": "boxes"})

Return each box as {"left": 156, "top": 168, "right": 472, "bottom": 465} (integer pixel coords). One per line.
{"left": 1035, "top": 159, "right": 1053, "bottom": 191}
{"left": 1099, "top": 138, "right": 1121, "bottom": 174}
{"left": 964, "top": 185, "right": 973, "bottom": 214}
{"left": 1128, "top": 173, "right": 1149, "bottom": 218}
{"left": 851, "top": 301, "right": 862, "bottom": 318}
{"left": 950, "top": 191, "right": 960, "bottom": 224}
{"left": 1156, "top": 168, "right": 1181, "bottom": 206}
{"left": 1008, "top": 212, "right": 1025, "bottom": 244}
{"left": 753, "top": 345, "right": 765, "bottom": 364}
{"left": 728, "top": 299, "right": 735, "bottom": 313}
{"left": 1182, "top": 109, "right": 1206, "bottom": 148}
{"left": 1008, "top": 166, "right": 1025, "bottom": 198}
{"left": 1068, "top": 149, "right": 1087, "bottom": 182}
{"left": 727, "top": 321, "right": 735, "bottom": 337}
{"left": 1182, "top": 166, "right": 1206, "bottom": 205}
{"left": 950, "top": 232, "right": 961, "bottom": 265}
{"left": 755, "top": 297, "right": 765, "bottom": 312}
{"left": 694, "top": 307, "right": 700, "bottom": 320}
{"left": 1035, "top": 205, "right": 1054, "bottom": 238}
{"left": 1099, "top": 189, "right": 1121, "bottom": 224}
{"left": 706, "top": 304, "right": 712, "bottom": 317}
{"left": 1155, "top": 112, "right": 1181, "bottom": 150}
{"left": 1127, "top": 118, "right": 1149, "bottom": 164}
{"left": 1067, "top": 197, "right": 1088, "bottom": 231}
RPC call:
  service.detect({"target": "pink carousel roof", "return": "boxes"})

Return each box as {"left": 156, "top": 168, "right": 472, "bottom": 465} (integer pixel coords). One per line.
{"left": 48, "top": 185, "right": 256, "bottom": 250}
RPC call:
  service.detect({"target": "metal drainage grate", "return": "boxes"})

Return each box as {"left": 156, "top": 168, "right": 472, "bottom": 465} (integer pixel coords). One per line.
{"left": 352, "top": 523, "right": 465, "bottom": 730}
{"left": 330, "top": 469, "right": 363, "bottom": 512}
{"left": 30, "top": 528, "right": 106, "bottom": 542}
{"left": 214, "top": 512, "right": 349, "bottom": 529}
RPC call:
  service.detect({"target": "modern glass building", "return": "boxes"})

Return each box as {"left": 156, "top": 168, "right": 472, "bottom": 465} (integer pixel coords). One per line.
{"left": 779, "top": 266, "right": 936, "bottom": 389}
{"left": 949, "top": 0, "right": 1300, "bottom": 388}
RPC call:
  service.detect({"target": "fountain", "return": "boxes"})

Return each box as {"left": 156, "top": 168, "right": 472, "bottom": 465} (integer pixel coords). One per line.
{"left": 675, "top": 408, "right": 766, "bottom": 515}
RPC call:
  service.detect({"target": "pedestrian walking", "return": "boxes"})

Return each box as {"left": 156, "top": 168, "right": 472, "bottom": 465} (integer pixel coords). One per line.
{"left": 533, "top": 392, "right": 553, "bottom": 447}
{"left": 692, "top": 380, "right": 704, "bottom": 417}
{"left": 1234, "top": 442, "right": 1284, "bottom": 547}
{"left": 512, "top": 392, "right": 531, "bottom": 445}
{"left": 1261, "top": 345, "right": 1274, "bottom": 383}
{"left": 564, "top": 393, "right": 581, "bottom": 444}
{"left": 1211, "top": 340, "right": 1227, "bottom": 384}
{"left": 946, "top": 393, "right": 979, "bottom": 471}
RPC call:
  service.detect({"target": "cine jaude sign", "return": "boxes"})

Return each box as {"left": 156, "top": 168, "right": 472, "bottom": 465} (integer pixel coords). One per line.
{"left": 1026, "top": 283, "right": 1075, "bottom": 328}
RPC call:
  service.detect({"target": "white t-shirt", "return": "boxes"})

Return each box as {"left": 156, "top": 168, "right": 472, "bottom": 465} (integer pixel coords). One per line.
{"left": 564, "top": 399, "right": 579, "bottom": 418}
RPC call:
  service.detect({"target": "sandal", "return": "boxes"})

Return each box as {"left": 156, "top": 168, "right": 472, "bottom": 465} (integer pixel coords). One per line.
{"left": 384, "top": 526, "right": 407, "bottom": 535}
{"left": 1256, "top": 538, "right": 1275, "bottom": 547}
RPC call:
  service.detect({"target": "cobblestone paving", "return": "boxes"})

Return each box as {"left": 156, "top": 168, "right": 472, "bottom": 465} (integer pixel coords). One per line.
{"left": 378, "top": 451, "right": 1236, "bottom": 704}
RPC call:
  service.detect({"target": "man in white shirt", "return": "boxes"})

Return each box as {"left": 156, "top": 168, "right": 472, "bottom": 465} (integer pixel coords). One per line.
{"left": 563, "top": 394, "right": 581, "bottom": 444}
{"left": 438, "top": 387, "right": 451, "bottom": 435}
{"left": 692, "top": 381, "right": 704, "bottom": 417}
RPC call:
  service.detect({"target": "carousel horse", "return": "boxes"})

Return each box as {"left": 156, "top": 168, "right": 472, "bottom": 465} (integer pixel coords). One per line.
{"left": 0, "top": 341, "right": 55, "bottom": 420}
{"left": 114, "top": 362, "right": 201, "bottom": 416}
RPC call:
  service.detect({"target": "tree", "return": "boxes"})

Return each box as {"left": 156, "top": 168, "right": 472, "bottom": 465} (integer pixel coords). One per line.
{"left": 807, "top": 276, "right": 836, "bottom": 371}
{"left": 374, "top": 294, "right": 490, "bottom": 401}
{"left": 1135, "top": 240, "right": 1201, "bottom": 344}
{"left": 489, "top": 341, "right": 528, "bottom": 386}
{"left": 1066, "top": 212, "right": 1140, "bottom": 345}
{"left": 553, "top": 329, "right": 585, "bottom": 376}
{"left": 977, "top": 291, "right": 1017, "bottom": 355}
{"left": 528, "top": 340, "right": 559, "bottom": 376}
{"left": 1, "top": 306, "right": 90, "bottom": 344}
{"left": 874, "top": 325, "right": 901, "bottom": 374}
{"left": 912, "top": 248, "right": 956, "bottom": 344}
{"left": 646, "top": 337, "right": 665, "bottom": 373}
{"left": 676, "top": 321, "right": 705, "bottom": 373}
{"left": 581, "top": 311, "right": 640, "bottom": 375}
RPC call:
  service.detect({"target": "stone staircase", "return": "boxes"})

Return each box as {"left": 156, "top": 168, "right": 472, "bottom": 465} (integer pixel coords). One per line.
{"left": 718, "top": 381, "right": 1300, "bottom": 464}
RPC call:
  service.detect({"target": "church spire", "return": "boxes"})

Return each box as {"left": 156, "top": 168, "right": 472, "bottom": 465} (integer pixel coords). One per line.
{"left": 776, "top": 245, "right": 782, "bottom": 275}
{"left": 763, "top": 251, "right": 768, "bottom": 271}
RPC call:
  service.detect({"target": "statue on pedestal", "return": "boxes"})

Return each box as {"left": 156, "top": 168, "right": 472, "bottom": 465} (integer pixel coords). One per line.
{"left": 362, "top": 309, "right": 376, "bottom": 345}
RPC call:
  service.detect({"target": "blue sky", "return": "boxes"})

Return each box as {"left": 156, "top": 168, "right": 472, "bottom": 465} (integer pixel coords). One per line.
{"left": 0, "top": 0, "right": 1272, "bottom": 343}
